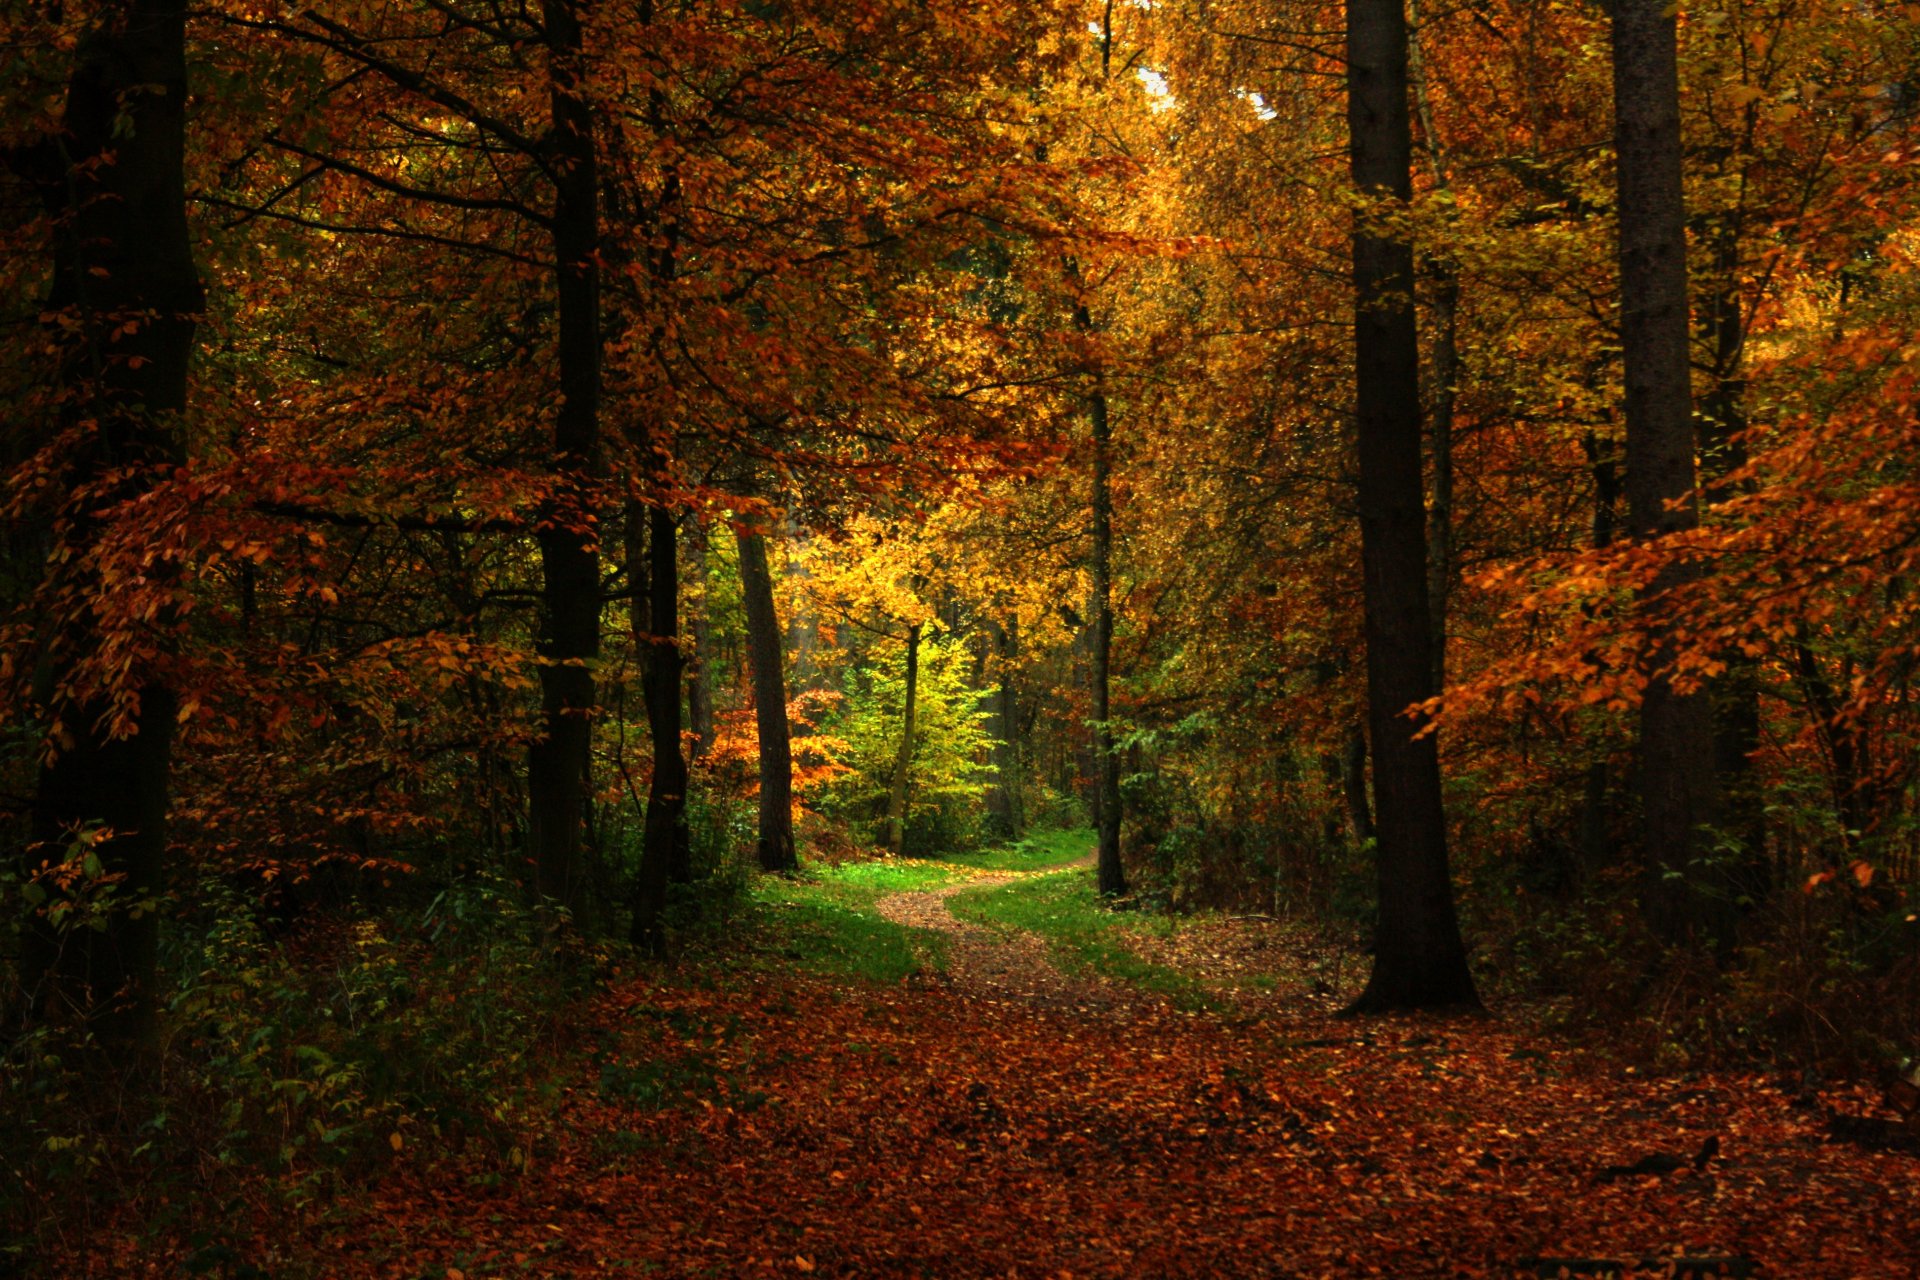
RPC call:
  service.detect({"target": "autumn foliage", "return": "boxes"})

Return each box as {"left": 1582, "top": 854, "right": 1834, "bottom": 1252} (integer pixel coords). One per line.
{"left": 3, "top": 0, "right": 1920, "bottom": 1273}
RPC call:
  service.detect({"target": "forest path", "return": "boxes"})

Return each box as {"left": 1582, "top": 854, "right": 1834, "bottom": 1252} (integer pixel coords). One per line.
{"left": 291, "top": 844, "right": 1920, "bottom": 1280}
{"left": 871, "top": 847, "right": 1128, "bottom": 1008}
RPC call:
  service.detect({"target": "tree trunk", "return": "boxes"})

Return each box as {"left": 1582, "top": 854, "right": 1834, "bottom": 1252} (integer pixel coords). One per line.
{"left": 1086, "top": 370, "right": 1127, "bottom": 897}
{"left": 685, "top": 522, "right": 714, "bottom": 761}
{"left": 527, "top": 0, "right": 602, "bottom": 919}
{"left": 1343, "top": 0, "right": 1479, "bottom": 1012}
{"left": 1611, "top": 0, "right": 1719, "bottom": 944}
{"left": 736, "top": 527, "right": 797, "bottom": 871}
{"left": 1425, "top": 270, "right": 1459, "bottom": 693}
{"left": 887, "top": 624, "right": 922, "bottom": 856}
{"left": 630, "top": 502, "right": 690, "bottom": 950}
{"left": 1701, "top": 230, "right": 1765, "bottom": 895}
{"left": 1578, "top": 430, "right": 1625, "bottom": 877}
{"left": 21, "top": 0, "right": 202, "bottom": 1048}
{"left": 1341, "top": 723, "right": 1376, "bottom": 848}
{"left": 987, "top": 617, "right": 1024, "bottom": 838}
{"left": 1409, "top": 0, "right": 1458, "bottom": 695}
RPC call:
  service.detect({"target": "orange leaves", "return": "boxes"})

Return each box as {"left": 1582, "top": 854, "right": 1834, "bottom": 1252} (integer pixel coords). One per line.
{"left": 1803, "top": 859, "right": 1877, "bottom": 894}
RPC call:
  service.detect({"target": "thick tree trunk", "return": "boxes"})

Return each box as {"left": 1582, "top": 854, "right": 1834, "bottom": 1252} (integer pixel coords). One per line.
{"left": 685, "top": 522, "right": 714, "bottom": 761}
{"left": 736, "top": 528, "right": 797, "bottom": 871}
{"left": 630, "top": 503, "right": 690, "bottom": 950}
{"left": 1611, "top": 0, "right": 1719, "bottom": 944}
{"left": 527, "top": 0, "right": 602, "bottom": 919}
{"left": 1086, "top": 374, "right": 1127, "bottom": 897}
{"left": 21, "top": 0, "right": 202, "bottom": 1048}
{"left": 887, "top": 624, "right": 922, "bottom": 856}
{"left": 1343, "top": 0, "right": 1479, "bottom": 1012}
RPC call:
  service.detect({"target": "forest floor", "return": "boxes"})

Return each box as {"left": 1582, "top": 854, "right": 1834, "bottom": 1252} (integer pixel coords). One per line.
{"left": 105, "top": 833, "right": 1920, "bottom": 1279}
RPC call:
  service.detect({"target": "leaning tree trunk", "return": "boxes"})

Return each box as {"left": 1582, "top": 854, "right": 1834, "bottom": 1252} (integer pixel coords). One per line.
{"left": 1611, "top": 0, "right": 1720, "bottom": 944}
{"left": 630, "top": 502, "right": 690, "bottom": 950}
{"left": 1343, "top": 0, "right": 1479, "bottom": 1012}
{"left": 736, "top": 527, "right": 797, "bottom": 871}
{"left": 20, "top": 0, "right": 203, "bottom": 1050}
{"left": 887, "top": 624, "right": 922, "bottom": 856}
{"left": 526, "top": 0, "right": 602, "bottom": 920}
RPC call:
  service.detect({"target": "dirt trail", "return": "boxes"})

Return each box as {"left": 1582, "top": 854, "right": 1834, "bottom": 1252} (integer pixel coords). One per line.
{"left": 872, "top": 849, "right": 1128, "bottom": 1008}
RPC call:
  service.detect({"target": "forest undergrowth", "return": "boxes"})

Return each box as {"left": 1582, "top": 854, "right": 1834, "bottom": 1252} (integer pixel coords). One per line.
{"left": 16, "top": 832, "right": 1920, "bottom": 1280}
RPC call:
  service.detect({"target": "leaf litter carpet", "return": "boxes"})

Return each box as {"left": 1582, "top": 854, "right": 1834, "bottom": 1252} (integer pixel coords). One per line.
{"left": 173, "top": 866, "right": 1920, "bottom": 1278}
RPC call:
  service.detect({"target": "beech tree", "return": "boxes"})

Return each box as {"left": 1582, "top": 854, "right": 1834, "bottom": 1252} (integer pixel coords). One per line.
{"left": 1342, "top": 0, "right": 1478, "bottom": 1012}
{"left": 14, "top": 0, "right": 203, "bottom": 1044}
{"left": 1609, "top": 0, "right": 1720, "bottom": 943}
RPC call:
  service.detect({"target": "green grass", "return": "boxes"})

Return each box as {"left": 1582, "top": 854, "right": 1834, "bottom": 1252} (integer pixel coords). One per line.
{"left": 947, "top": 866, "right": 1217, "bottom": 1010}
{"left": 743, "top": 858, "right": 958, "bottom": 985}
{"left": 736, "top": 828, "right": 1112, "bottom": 989}
{"left": 949, "top": 827, "right": 1095, "bottom": 873}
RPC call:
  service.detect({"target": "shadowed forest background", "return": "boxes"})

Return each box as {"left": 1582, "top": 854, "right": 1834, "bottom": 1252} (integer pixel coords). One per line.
{"left": 3, "top": 0, "right": 1920, "bottom": 1274}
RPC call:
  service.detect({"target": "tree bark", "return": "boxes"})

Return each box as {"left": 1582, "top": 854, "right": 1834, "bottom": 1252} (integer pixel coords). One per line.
{"left": 1343, "top": 0, "right": 1479, "bottom": 1012}
{"left": 987, "top": 617, "right": 1025, "bottom": 838}
{"left": 1086, "top": 362, "right": 1127, "bottom": 897}
{"left": 1425, "top": 270, "right": 1459, "bottom": 693}
{"left": 887, "top": 624, "right": 922, "bottom": 856}
{"left": 526, "top": 0, "right": 602, "bottom": 919}
{"left": 630, "top": 502, "right": 690, "bottom": 950}
{"left": 736, "top": 527, "right": 797, "bottom": 870}
{"left": 21, "top": 0, "right": 202, "bottom": 1048}
{"left": 1701, "top": 230, "right": 1764, "bottom": 894}
{"left": 685, "top": 522, "right": 714, "bottom": 761}
{"left": 1611, "top": 0, "right": 1719, "bottom": 943}
{"left": 1341, "top": 723, "right": 1376, "bottom": 848}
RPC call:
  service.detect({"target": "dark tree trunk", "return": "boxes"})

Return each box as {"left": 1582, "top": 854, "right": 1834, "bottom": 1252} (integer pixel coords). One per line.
{"left": 736, "top": 528, "right": 797, "bottom": 871}
{"left": 987, "top": 617, "right": 1025, "bottom": 838}
{"left": 685, "top": 522, "right": 714, "bottom": 761}
{"left": 527, "top": 0, "right": 602, "bottom": 919}
{"left": 1611, "top": 0, "right": 1719, "bottom": 943}
{"left": 1086, "top": 372, "right": 1126, "bottom": 897}
{"left": 1578, "top": 431, "right": 1625, "bottom": 876}
{"left": 887, "top": 624, "right": 922, "bottom": 856}
{"left": 630, "top": 503, "right": 690, "bottom": 950}
{"left": 1341, "top": 723, "right": 1376, "bottom": 848}
{"left": 21, "top": 0, "right": 202, "bottom": 1048}
{"left": 1425, "top": 270, "right": 1459, "bottom": 694}
{"left": 1701, "top": 231, "right": 1765, "bottom": 893}
{"left": 1343, "top": 0, "right": 1479, "bottom": 1012}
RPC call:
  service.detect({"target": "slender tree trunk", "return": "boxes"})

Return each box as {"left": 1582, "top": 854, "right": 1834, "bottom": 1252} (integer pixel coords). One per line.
{"left": 630, "top": 502, "right": 690, "bottom": 949}
{"left": 1611, "top": 0, "right": 1719, "bottom": 943}
{"left": 784, "top": 512, "right": 821, "bottom": 691}
{"left": 987, "top": 617, "right": 1024, "bottom": 838}
{"left": 1084, "top": 355, "right": 1127, "bottom": 897}
{"left": 1341, "top": 723, "right": 1376, "bottom": 848}
{"left": 1701, "top": 230, "right": 1765, "bottom": 893}
{"left": 20, "top": 0, "right": 202, "bottom": 1048}
{"left": 1578, "top": 430, "right": 1624, "bottom": 876}
{"left": 887, "top": 624, "right": 922, "bottom": 856}
{"left": 1425, "top": 272, "right": 1459, "bottom": 693}
{"left": 685, "top": 522, "right": 714, "bottom": 761}
{"left": 736, "top": 527, "right": 797, "bottom": 871}
{"left": 1344, "top": 0, "right": 1478, "bottom": 1012}
{"left": 527, "top": 0, "right": 602, "bottom": 919}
